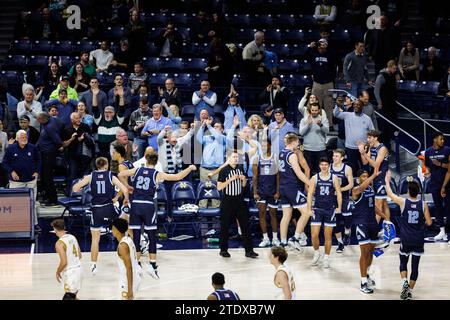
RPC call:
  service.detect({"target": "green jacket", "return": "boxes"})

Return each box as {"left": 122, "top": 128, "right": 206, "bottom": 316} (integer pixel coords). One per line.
{"left": 68, "top": 63, "right": 97, "bottom": 78}
{"left": 49, "top": 84, "right": 79, "bottom": 100}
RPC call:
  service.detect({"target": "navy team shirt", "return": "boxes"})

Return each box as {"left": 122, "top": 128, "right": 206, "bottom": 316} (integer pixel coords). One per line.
{"left": 398, "top": 199, "right": 425, "bottom": 246}
{"left": 424, "top": 146, "right": 450, "bottom": 192}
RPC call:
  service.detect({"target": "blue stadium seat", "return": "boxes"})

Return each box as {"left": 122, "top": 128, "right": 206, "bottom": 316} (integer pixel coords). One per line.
{"left": 170, "top": 181, "right": 198, "bottom": 237}
{"left": 58, "top": 179, "right": 83, "bottom": 217}
{"left": 97, "top": 72, "right": 115, "bottom": 86}
{"left": 398, "top": 80, "right": 417, "bottom": 92}
{"left": 52, "top": 41, "right": 73, "bottom": 55}
{"left": 251, "top": 14, "right": 273, "bottom": 27}
{"left": 304, "top": 29, "right": 321, "bottom": 41}
{"left": 184, "top": 58, "right": 207, "bottom": 72}
{"left": 149, "top": 73, "right": 170, "bottom": 86}
{"left": 148, "top": 27, "right": 165, "bottom": 40}
{"left": 27, "top": 55, "right": 49, "bottom": 70}
{"left": 291, "top": 44, "right": 308, "bottom": 57}
{"left": 2, "top": 55, "right": 26, "bottom": 70}
{"left": 299, "top": 60, "right": 312, "bottom": 72}
{"left": 422, "top": 177, "right": 435, "bottom": 212}
{"left": 170, "top": 13, "right": 190, "bottom": 26}
{"left": 60, "top": 56, "right": 76, "bottom": 67}
{"left": 284, "top": 74, "right": 311, "bottom": 87}
{"left": 144, "top": 13, "right": 168, "bottom": 26}
{"left": 143, "top": 57, "right": 161, "bottom": 72}
{"left": 284, "top": 29, "right": 305, "bottom": 42}
{"left": 398, "top": 175, "right": 422, "bottom": 195}
{"left": 269, "top": 43, "right": 290, "bottom": 57}
{"left": 273, "top": 14, "right": 296, "bottom": 27}
{"left": 73, "top": 40, "right": 96, "bottom": 53}
{"left": 348, "top": 27, "right": 365, "bottom": 42}
{"left": 160, "top": 58, "right": 184, "bottom": 72}
{"left": 155, "top": 183, "right": 169, "bottom": 233}
{"left": 235, "top": 28, "right": 255, "bottom": 41}
{"left": 193, "top": 42, "right": 210, "bottom": 56}
{"left": 181, "top": 105, "right": 195, "bottom": 121}
{"left": 176, "top": 27, "right": 190, "bottom": 40}
{"left": 173, "top": 73, "right": 192, "bottom": 87}
{"left": 9, "top": 40, "right": 32, "bottom": 54}
{"left": 330, "top": 28, "right": 350, "bottom": 42}
{"left": 297, "top": 15, "right": 316, "bottom": 27}
{"left": 278, "top": 59, "right": 300, "bottom": 73}
{"left": 145, "top": 42, "right": 158, "bottom": 55}
{"left": 32, "top": 40, "right": 52, "bottom": 54}
{"left": 105, "top": 26, "right": 125, "bottom": 40}
{"left": 67, "top": 187, "right": 92, "bottom": 233}
{"left": 264, "top": 29, "right": 282, "bottom": 42}
{"left": 196, "top": 181, "right": 221, "bottom": 218}
{"left": 228, "top": 14, "right": 251, "bottom": 27}
{"left": 415, "top": 81, "right": 440, "bottom": 95}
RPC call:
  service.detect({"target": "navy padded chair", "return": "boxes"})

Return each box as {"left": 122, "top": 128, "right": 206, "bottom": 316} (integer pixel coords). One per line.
{"left": 145, "top": 42, "right": 158, "bottom": 55}
{"left": 60, "top": 56, "right": 75, "bottom": 67}
{"left": 67, "top": 187, "right": 92, "bottom": 234}
{"left": 297, "top": 15, "right": 316, "bottom": 27}
{"left": 26, "top": 55, "right": 48, "bottom": 70}
{"left": 170, "top": 181, "right": 198, "bottom": 237}
{"left": 299, "top": 60, "right": 312, "bottom": 73}
{"left": 52, "top": 41, "right": 72, "bottom": 55}
{"left": 59, "top": 179, "right": 83, "bottom": 217}
{"left": 145, "top": 13, "right": 168, "bottom": 26}
{"left": 269, "top": 43, "right": 290, "bottom": 57}
{"left": 228, "top": 14, "right": 251, "bottom": 27}
{"left": 9, "top": 40, "right": 32, "bottom": 54}
{"left": 285, "top": 29, "right": 305, "bottom": 42}
{"left": 170, "top": 13, "right": 190, "bottom": 26}
{"left": 235, "top": 28, "right": 255, "bottom": 41}
{"left": 278, "top": 59, "right": 300, "bottom": 73}
{"left": 143, "top": 57, "right": 161, "bottom": 72}
{"left": 196, "top": 181, "right": 221, "bottom": 218}
{"left": 398, "top": 80, "right": 417, "bottom": 92}
{"left": 1, "top": 71, "right": 20, "bottom": 86}
{"left": 176, "top": 27, "right": 190, "bottom": 41}
{"left": 286, "top": 74, "right": 311, "bottom": 87}
{"left": 251, "top": 14, "right": 273, "bottom": 27}
{"left": 148, "top": 27, "right": 165, "bottom": 40}
{"left": 155, "top": 183, "right": 170, "bottom": 233}
{"left": 304, "top": 29, "right": 321, "bottom": 41}
{"left": 160, "top": 58, "right": 184, "bottom": 72}
{"left": 264, "top": 29, "right": 282, "bottom": 42}
{"left": 73, "top": 40, "right": 96, "bottom": 53}
{"left": 173, "top": 73, "right": 192, "bottom": 87}
{"left": 149, "top": 73, "right": 169, "bottom": 86}
{"left": 291, "top": 44, "right": 308, "bottom": 57}
{"left": 330, "top": 28, "right": 350, "bottom": 42}
{"left": 181, "top": 104, "right": 195, "bottom": 122}
{"left": 32, "top": 40, "right": 52, "bottom": 54}
{"left": 184, "top": 58, "right": 207, "bottom": 72}
{"left": 105, "top": 26, "right": 125, "bottom": 40}
{"left": 273, "top": 14, "right": 296, "bottom": 27}
{"left": 415, "top": 81, "right": 440, "bottom": 95}
{"left": 3, "top": 55, "right": 26, "bottom": 70}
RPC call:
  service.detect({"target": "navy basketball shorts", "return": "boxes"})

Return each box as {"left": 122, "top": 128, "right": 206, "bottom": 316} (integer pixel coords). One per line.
{"left": 399, "top": 243, "right": 424, "bottom": 256}
{"left": 373, "top": 181, "right": 388, "bottom": 200}
{"left": 280, "top": 188, "right": 307, "bottom": 209}
{"left": 129, "top": 200, "right": 157, "bottom": 231}
{"left": 355, "top": 223, "right": 379, "bottom": 245}
{"left": 311, "top": 208, "right": 336, "bottom": 227}
{"left": 90, "top": 203, "right": 117, "bottom": 231}
{"left": 257, "top": 195, "right": 278, "bottom": 209}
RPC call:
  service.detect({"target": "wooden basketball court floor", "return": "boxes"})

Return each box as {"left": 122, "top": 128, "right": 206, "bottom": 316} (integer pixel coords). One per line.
{"left": 1, "top": 243, "right": 449, "bottom": 300}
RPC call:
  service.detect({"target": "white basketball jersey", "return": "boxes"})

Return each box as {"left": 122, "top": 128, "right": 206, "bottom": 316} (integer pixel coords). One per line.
{"left": 59, "top": 234, "right": 81, "bottom": 271}
{"left": 117, "top": 236, "right": 141, "bottom": 287}
{"left": 274, "top": 264, "right": 296, "bottom": 300}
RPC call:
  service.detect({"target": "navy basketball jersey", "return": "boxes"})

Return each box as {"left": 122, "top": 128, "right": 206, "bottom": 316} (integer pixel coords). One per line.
{"left": 314, "top": 173, "right": 336, "bottom": 210}
{"left": 211, "top": 289, "right": 240, "bottom": 300}
{"left": 257, "top": 154, "right": 277, "bottom": 196}
{"left": 90, "top": 170, "right": 115, "bottom": 205}
{"left": 279, "top": 149, "right": 301, "bottom": 189}
{"left": 330, "top": 163, "right": 349, "bottom": 199}
{"left": 121, "top": 160, "right": 135, "bottom": 185}
{"left": 353, "top": 185, "right": 377, "bottom": 225}
{"left": 370, "top": 143, "right": 389, "bottom": 184}
{"left": 398, "top": 199, "right": 425, "bottom": 245}
{"left": 132, "top": 167, "right": 158, "bottom": 201}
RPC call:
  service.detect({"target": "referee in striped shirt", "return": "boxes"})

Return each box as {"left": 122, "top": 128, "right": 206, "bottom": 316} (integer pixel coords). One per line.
{"left": 217, "top": 151, "right": 258, "bottom": 259}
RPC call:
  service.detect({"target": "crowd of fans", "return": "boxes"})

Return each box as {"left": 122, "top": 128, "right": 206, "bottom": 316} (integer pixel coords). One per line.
{"left": 0, "top": 0, "right": 449, "bottom": 233}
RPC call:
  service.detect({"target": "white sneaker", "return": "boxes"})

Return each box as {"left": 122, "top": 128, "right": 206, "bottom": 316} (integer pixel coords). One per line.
{"left": 434, "top": 231, "right": 448, "bottom": 242}
{"left": 311, "top": 252, "right": 321, "bottom": 266}
{"left": 272, "top": 239, "right": 281, "bottom": 246}
{"left": 145, "top": 263, "right": 160, "bottom": 280}
{"left": 156, "top": 243, "right": 163, "bottom": 249}
{"left": 299, "top": 233, "right": 308, "bottom": 246}
{"left": 258, "top": 239, "right": 272, "bottom": 248}
{"left": 91, "top": 264, "right": 98, "bottom": 276}
{"left": 323, "top": 257, "right": 331, "bottom": 268}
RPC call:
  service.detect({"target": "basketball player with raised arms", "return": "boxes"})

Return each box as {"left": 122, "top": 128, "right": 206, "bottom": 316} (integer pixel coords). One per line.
{"left": 307, "top": 157, "right": 342, "bottom": 268}
{"left": 52, "top": 219, "right": 82, "bottom": 300}
{"left": 119, "top": 151, "right": 197, "bottom": 279}
{"left": 278, "top": 133, "right": 311, "bottom": 249}
{"left": 111, "top": 218, "right": 143, "bottom": 300}
{"left": 385, "top": 171, "right": 432, "bottom": 300}
{"left": 269, "top": 246, "right": 296, "bottom": 300}
{"left": 73, "top": 157, "right": 129, "bottom": 276}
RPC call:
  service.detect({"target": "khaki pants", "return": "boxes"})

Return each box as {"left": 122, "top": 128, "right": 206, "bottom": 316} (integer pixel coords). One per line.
{"left": 198, "top": 167, "right": 220, "bottom": 208}
{"left": 312, "top": 81, "right": 334, "bottom": 126}
{"left": 9, "top": 179, "right": 38, "bottom": 225}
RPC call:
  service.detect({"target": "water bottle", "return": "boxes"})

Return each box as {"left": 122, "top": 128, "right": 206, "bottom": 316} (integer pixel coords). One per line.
{"left": 207, "top": 238, "right": 219, "bottom": 243}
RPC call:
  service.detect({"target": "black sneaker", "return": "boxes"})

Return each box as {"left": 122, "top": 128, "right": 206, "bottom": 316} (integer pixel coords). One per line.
{"left": 34, "top": 225, "right": 42, "bottom": 233}
{"left": 360, "top": 282, "right": 374, "bottom": 294}
{"left": 245, "top": 251, "right": 259, "bottom": 259}
{"left": 219, "top": 251, "right": 231, "bottom": 258}
{"left": 400, "top": 281, "right": 410, "bottom": 300}
{"left": 336, "top": 242, "right": 345, "bottom": 253}
{"left": 343, "top": 233, "right": 351, "bottom": 246}
{"left": 406, "top": 291, "right": 412, "bottom": 300}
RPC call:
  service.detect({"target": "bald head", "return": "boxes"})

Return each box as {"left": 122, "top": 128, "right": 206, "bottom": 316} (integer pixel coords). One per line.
{"left": 254, "top": 31, "right": 265, "bottom": 46}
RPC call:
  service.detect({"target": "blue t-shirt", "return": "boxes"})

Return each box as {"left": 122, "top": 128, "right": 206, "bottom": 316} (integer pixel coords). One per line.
{"left": 424, "top": 146, "right": 450, "bottom": 191}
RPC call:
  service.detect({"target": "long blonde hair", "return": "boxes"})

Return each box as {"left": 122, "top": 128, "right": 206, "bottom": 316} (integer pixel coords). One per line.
{"left": 247, "top": 114, "right": 264, "bottom": 130}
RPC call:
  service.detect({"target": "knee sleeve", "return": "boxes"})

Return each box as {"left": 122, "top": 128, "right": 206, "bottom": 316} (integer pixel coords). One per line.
{"left": 399, "top": 254, "right": 409, "bottom": 273}
{"left": 410, "top": 255, "right": 421, "bottom": 281}
{"left": 333, "top": 215, "right": 344, "bottom": 234}
{"left": 146, "top": 229, "right": 157, "bottom": 254}
{"left": 132, "top": 229, "right": 141, "bottom": 251}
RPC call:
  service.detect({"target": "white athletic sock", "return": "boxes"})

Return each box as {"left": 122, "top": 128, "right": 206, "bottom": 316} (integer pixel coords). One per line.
{"left": 336, "top": 237, "right": 343, "bottom": 244}
{"left": 361, "top": 277, "right": 368, "bottom": 284}
{"left": 440, "top": 227, "right": 445, "bottom": 234}
{"left": 324, "top": 254, "right": 330, "bottom": 260}
{"left": 281, "top": 238, "right": 287, "bottom": 244}
{"left": 272, "top": 232, "right": 278, "bottom": 240}
{"left": 344, "top": 228, "right": 351, "bottom": 235}
{"left": 238, "top": 227, "right": 242, "bottom": 235}
{"left": 294, "top": 232, "right": 301, "bottom": 239}
{"left": 263, "top": 233, "right": 269, "bottom": 241}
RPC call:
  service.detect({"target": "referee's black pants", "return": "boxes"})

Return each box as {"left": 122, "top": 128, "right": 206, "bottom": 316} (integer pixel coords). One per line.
{"left": 220, "top": 195, "right": 253, "bottom": 253}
